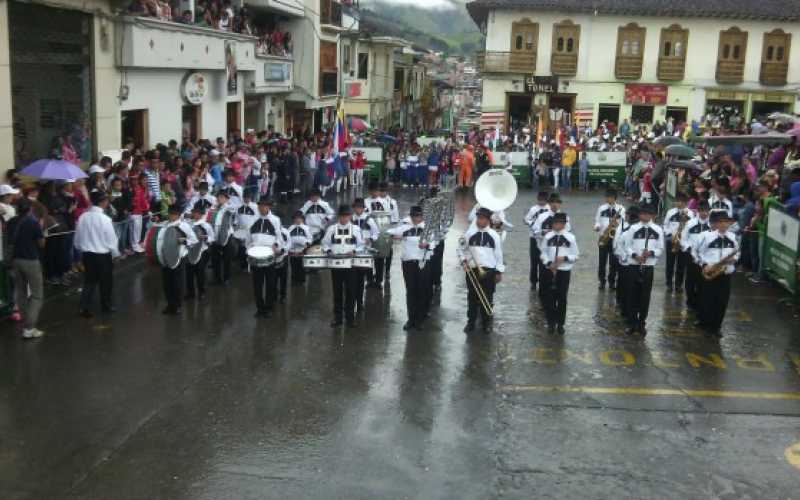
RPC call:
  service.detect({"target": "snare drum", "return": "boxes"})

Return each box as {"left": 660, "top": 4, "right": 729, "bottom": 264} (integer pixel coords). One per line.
{"left": 303, "top": 246, "right": 328, "bottom": 268}
{"left": 246, "top": 246, "right": 275, "bottom": 268}
{"left": 352, "top": 253, "right": 374, "bottom": 270}
{"left": 328, "top": 256, "right": 353, "bottom": 269}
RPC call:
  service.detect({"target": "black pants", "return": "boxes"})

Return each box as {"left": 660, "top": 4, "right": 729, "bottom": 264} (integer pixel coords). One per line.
{"left": 211, "top": 241, "right": 235, "bottom": 283}
{"left": 45, "top": 233, "right": 69, "bottom": 280}
{"left": 236, "top": 238, "right": 249, "bottom": 269}
{"left": 185, "top": 252, "right": 209, "bottom": 297}
{"left": 540, "top": 268, "right": 571, "bottom": 326}
{"left": 162, "top": 261, "right": 185, "bottom": 311}
{"left": 699, "top": 273, "right": 731, "bottom": 332}
{"left": 623, "top": 266, "right": 654, "bottom": 327}
{"left": 529, "top": 238, "right": 541, "bottom": 287}
{"left": 79, "top": 252, "right": 113, "bottom": 311}
{"left": 616, "top": 264, "right": 628, "bottom": 311}
{"left": 355, "top": 268, "right": 369, "bottom": 307}
{"left": 331, "top": 268, "right": 358, "bottom": 323}
{"left": 373, "top": 249, "right": 393, "bottom": 284}
{"left": 252, "top": 265, "right": 277, "bottom": 313}
{"left": 402, "top": 260, "right": 431, "bottom": 326}
{"left": 290, "top": 255, "right": 305, "bottom": 283}
{"left": 466, "top": 267, "right": 496, "bottom": 325}
{"left": 666, "top": 249, "right": 688, "bottom": 289}
{"left": 685, "top": 259, "right": 702, "bottom": 311}
{"left": 598, "top": 243, "right": 618, "bottom": 286}
{"left": 431, "top": 241, "right": 445, "bottom": 287}
{"left": 275, "top": 261, "right": 288, "bottom": 298}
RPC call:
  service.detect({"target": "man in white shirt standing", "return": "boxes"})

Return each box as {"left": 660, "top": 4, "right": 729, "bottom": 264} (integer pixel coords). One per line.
{"left": 387, "top": 205, "right": 431, "bottom": 331}
{"left": 458, "top": 207, "right": 505, "bottom": 334}
{"left": 75, "top": 191, "right": 119, "bottom": 318}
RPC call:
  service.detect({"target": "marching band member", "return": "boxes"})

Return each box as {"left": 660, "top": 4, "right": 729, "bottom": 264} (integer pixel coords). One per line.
{"left": 379, "top": 182, "right": 400, "bottom": 224}
{"left": 531, "top": 194, "right": 571, "bottom": 306}
{"left": 429, "top": 188, "right": 446, "bottom": 291}
{"left": 352, "top": 198, "right": 380, "bottom": 311}
{"left": 365, "top": 181, "right": 391, "bottom": 288}
{"left": 183, "top": 181, "right": 216, "bottom": 216}
{"left": 710, "top": 183, "right": 734, "bottom": 218}
{"left": 618, "top": 204, "right": 664, "bottom": 336}
{"left": 300, "top": 188, "right": 334, "bottom": 243}
{"left": 539, "top": 212, "right": 579, "bottom": 334}
{"left": 276, "top": 223, "right": 291, "bottom": 303}
{"left": 322, "top": 205, "right": 364, "bottom": 328}
{"left": 161, "top": 204, "right": 199, "bottom": 315}
{"left": 523, "top": 191, "right": 550, "bottom": 290}
{"left": 458, "top": 207, "right": 504, "bottom": 334}
{"left": 468, "top": 203, "right": 513, "bottom": 232}
{"left": 185, "top": 205, "right": 214, "bottom": 301}
{"left": 249, "top": 198, "right": 283, "bottom": 318}
{"left": 287, "top": 211, "right": 313, "bottom": 285}
{"left": 593, "top": 188, "right": 625, "bottom": 290}
{"left": 663, "top": 193, "right": 692, "bottom": 291}
{"left": 378, "top": 181, "right": 400, "bottom": 287}
{"left": 680, "top": 201, "right": 711, "bottom": 311}
{"left": 234, "top": 192, "right": 259, "bottom": 269}
{"left": 211, "top": 191, "right": 236, "bottom": 286}
{"left": 216, "top": 169, "right": 244, "bottom": 209}
{"left": 695, "top": 210, "right": 739, "bottom": 337}
{"left": 613, "top": 206, "right": 640, "bottom": 314}
{"left": 387, "top": 205, "right": 431, "bottom": 331}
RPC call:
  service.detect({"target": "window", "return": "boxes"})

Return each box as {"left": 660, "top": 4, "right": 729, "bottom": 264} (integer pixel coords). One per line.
{"left": 658, "top": 24, "right": 688, "bottom": 81}
{"left": 761, "top": 29, "right": 791, "bottom": 85}
{"left": 508, "top": 18, "right": 538, "bottom": 72}
{"left": 631, "top": 105, "right": 654, "bottom": 124}
{"left": 357, "top": 52, "right": 369, "bottom": 80}
{"left": 511, "top": 19, "right": 538, "bottom": 54}
{"left": 394, "top": 68, "right": 403, "bottom": 91}
{"left": 515, "top": 35, "right": 523, "bottom": 50}
{"left": 551, "top": 20, "right": 580, "bottom": 76}
{"left": 319, "top": 40, "right": 338, "bottom": 95}
{"left": 342, "top": 43, "right": 351, "bottom": 73}
{"left": 716, "top": 27, "right": 747, "bottom": 84}
{"left": 615, "top": 23, "right": 645, "bottom": 80}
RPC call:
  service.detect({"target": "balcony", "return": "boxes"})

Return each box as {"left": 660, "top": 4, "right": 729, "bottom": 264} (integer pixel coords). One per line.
{"left": 116, "top": 16, "right": 256, "bottom": 71}
{"left": 716, "top": 60, "right": 745, "bottom": 84}
{"left": 245, "top": 0, "right": 304, "bottom": 17}
{"left": 657, "top": 57, "right": 686, "bottom": 82}
{"left": 551, "top": 53, "right": 577, "bottom": 77}
{"left": 476, "top": 51, "right": 536, "bottom": 74}
{"left": 615, "top": 55, "right": 643, "bottom": 80}
{"left": 760, "top": 62, "right": 789, "bottom": 86}
{"left": 320, "top": 0, "right": 343, "bottom": 28}
{"left": 246, "top": 54, "right": 293, "bottom": 94}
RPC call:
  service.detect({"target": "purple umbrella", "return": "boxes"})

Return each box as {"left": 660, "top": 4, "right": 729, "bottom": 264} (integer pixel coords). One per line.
{"left": 20, "top": 159, "right": 88, "bottom": 180}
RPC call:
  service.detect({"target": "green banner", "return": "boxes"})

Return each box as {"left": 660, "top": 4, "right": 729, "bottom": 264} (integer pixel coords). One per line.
{"left": 764, "top": 239, "right": 798, "bottom": 294}
{"left": 587, "top": 165, "right": 626, "bottom": 185}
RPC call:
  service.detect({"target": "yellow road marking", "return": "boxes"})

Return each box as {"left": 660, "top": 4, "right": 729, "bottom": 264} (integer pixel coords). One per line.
{"left": 786, "top": 442, "right": 800, "bottom": 470}
{"left": 500, "top": 385, "right": 800, "bottom": 400}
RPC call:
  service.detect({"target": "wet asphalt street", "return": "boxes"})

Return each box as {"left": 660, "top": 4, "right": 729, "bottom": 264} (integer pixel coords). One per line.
{"left": 2, "top": 187, "right": 800, "bottom": 499}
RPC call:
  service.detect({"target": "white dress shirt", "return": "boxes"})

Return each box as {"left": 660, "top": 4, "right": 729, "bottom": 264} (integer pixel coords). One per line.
{"left": 680, "top": 216, "right": 711, "bottom": 260}
{"left": 696, "top": 230, "right": 739, "bottom": 275}
{"left": 540, "top": 230, "right": 579, "bottom": 271}
{"left": 663, "top": 207, "right": 693, "bottom": 236}
{"left": 74, "top": 206, "right": 120, "bottom": 258}
{"left": 248, "top": 215, "right": 284, "bottom": 251}
{"left": 170, "top": 219, "right": 199, "bottom": 258}
{"left": 287, "top": 224, "right": 313, "bottom": 253}
{"left": 192, "top": 219, "right": 215, "bottom": 253}
{"left": 593, "top": 203, "right": 626, "bottom": 233}
{"left": 532, "top": 210, "right": 572, "bottom": 246}
{"left": 457, "top": 225, "right": 505, "bottom": 273}
{"left": 322, "top": 223, "right": 364, "bottom": 255}
{"left": 619, "top": 221, "right": 665, "bottom": 267}
{"left": 352, "top": 213, "right": 381, "bottom": 243}
{"left": 613, "top": 220, "right": 634, "bottom": 265}
{"left": 213, "top": 202, "right": 236, "bottom": 245}
{"left": 300, "top": 200, "right": 334, "bottom": 234}
{"left": 184, "top": 193, "right": 216, "bottom": 216}
{"left": 387, "top": 222, "right": 429, "bottom": 261}
{"left": 524, "top": 203, "right": 550, "bottom": 237}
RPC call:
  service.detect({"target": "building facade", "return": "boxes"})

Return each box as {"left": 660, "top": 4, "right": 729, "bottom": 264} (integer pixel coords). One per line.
{"left": 467, "top": 0, "right": 800, "bottom": 131}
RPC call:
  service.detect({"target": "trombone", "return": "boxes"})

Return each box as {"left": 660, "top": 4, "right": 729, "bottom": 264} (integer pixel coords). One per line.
{"left": 459, "top": 236, "right": 493, "bottom": 317}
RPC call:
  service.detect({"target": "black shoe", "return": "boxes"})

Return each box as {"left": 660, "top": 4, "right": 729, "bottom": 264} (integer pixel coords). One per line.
{"left": 255, "top": 310, "right": 264, "bottom": 318}
{"left": 279, "top": 295, "right": 286, "bottom": 304}
{"left": 346, "top": 320, "right": 357, "bottom": 328}
{"left": 404, "top": 321, "right": 416, "bottom": 331}
{"left": 530, "top": 282, "right": 537, "bottom": 291}
{"left": 598, "top": 282, "right": 605, "bottom": 290}
{"left": 557, "top": 325, "right": 565, "bottom": 335}
{"left": 101, "top": 306, "right": 116, "bottom": 314}
{"left": 223, "top": 280, "right": 230, "bottom": 286}
{"left": 79, "top": 309, "right": 93, "bottom": 319}
{"left": 609, "top": 282, "right": 616, "bottom": 290}
{"left": 547, "top": 323, "right": 556, "bottom": 334}
{"left": 693, "top": 320, "right": 704, "bottom": 328}
{"left": 638, "top": 322, "right": 647, "bottom": 336}
{"left": 199, "top": 293, "right": 207, "bottom": 301}
{"left": 624, "top": 326, "right": 637, "bottom": 336}
{"left": 330, "top": 320, "right": 343, "bottom": 327}
{"left": 184, "top": 293, "right": 196, "bottom": 300}
{"left": 666, "top": 284, "right": 673, "bottom": 292}
{"left": 463, "top": 322, "right": 475, "bottom": 333}
{"left": 161, "top": 307, "right": 177, "bottom": 315}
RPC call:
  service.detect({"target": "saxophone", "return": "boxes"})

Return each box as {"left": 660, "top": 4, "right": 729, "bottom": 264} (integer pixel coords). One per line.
{"left": 598, "top": 215, "right": 620, "bottom": 247}
{"left": 702, "top": 249, "right": 739, "bottom": 281}
{"left": 671, "top": 210, "right": 688, "bottom": 253}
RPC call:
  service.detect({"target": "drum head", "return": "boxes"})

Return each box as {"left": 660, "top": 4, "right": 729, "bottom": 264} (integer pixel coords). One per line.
{"left": 217, "top": 210, "right": 233, "bottom": 246}
{"left": 187, "top": 226, "right": 206, "bottom": 265}
{"left": 157, "top": 225, "right": 182, "bottom": 269}
{"left": 247, "top": 246, "right": 275, "bottom": 259}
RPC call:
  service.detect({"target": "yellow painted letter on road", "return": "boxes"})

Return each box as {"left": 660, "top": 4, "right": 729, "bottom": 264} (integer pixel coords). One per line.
{"left": 561, "top": 350, "right": 594, "bottom": 365}
{"left": 789, "top": 354, "right": 800, "bottom": 376}
{"left": 733, "top": 354, "right": 775, "bottom": 372}
{"left": 651, "top": 353, "right": 680, "bottom": 369}
{"left": 532, "top": 348, "right": 559, "bottom": 365}
{"left": 686, "top": 353, "right": 727, "bottom": 369}
{"left": 599, "top": 350, "right": 635, "bottom": 367}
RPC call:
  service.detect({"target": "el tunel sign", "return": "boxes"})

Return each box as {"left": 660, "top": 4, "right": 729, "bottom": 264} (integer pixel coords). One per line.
{"left": 525, "top": 76, "right": 558, "bottom": 94}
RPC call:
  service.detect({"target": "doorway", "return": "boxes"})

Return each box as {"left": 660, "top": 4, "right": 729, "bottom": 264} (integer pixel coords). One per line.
{"left": 666, "top": 106, "right": 688, "bottom": 124}
{"left": 182, "top": 105, "right": 202, "bottom": 142}
{"left": 597, "top": 104, "right": 620, "bottom": 125}
{"left": 227, "top": 101, "right": 241, "bottom": 139}
{"left": 507, "top": 93, "right": 532, "bottom": 130}
{"left": 751, "top": 101, "right": 791, "bottom": 121}
{"left": 121, "top": 109, "right": 148, "bottom": 150}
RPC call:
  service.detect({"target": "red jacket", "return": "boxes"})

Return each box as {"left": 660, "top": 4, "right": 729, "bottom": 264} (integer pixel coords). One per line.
{"left": 132, "top": 184, "right": 150, "bottom": 214}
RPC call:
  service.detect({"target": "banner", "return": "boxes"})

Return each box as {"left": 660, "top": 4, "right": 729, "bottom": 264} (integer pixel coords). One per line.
{"left": 764, "top": 206, "right": 800, "bottom": 294}
{"left": 586, "top": 151, "right": 627, "bottom": 185}
{"left": 624, "top": 84, "right": 668, "bottom": 105}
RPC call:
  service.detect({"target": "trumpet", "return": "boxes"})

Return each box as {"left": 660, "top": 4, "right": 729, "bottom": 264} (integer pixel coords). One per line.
{"left": 459, "top": 236, "right": 493, "bottom": 317}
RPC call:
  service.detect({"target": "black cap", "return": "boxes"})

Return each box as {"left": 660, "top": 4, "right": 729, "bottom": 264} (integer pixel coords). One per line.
{"left": 90, "top": 191, "right": 107, "bottom": 206}
{"left": 216, "top": 190, "right": 229, "bottom": 199}
{"left": 710, "top": 210, "right": 734, "bottom": 224}
{"left": 258, "top": 197, "right": 274, "bottom": 206}
{"left": 191, "top": 204, "right": 205, "bottom": 214}
{"left": 292, "top": 210, "right": 305, "bottom": 219}
{"left": 310, "top": 188, "right": 322, "bottom": 197}
{"left": 199, "top": 181, "right": 209, "bottom": 191}
{"left": 553, "top": 212, "right": 568, "bottom": 224}
{"left": 379, "top": 181, "right": 389, "bottom": 191}
{"left": 697, "top": 200, "right": 711, "bottom": 211}
{"left": 537, "top": 191, "right": 550, "bottom": 201}
{"left": 639, "top": 203, "right": 657, "bottom": 214}
{"left": 476, "top": 207, "right": 493, "bottom": 219}
{"left": 337, "top": 205, "right": 352, "bottom": 216}
{"left": 352, "top": 198, "right": 365, "bottom": 209}
{"left": 548, "top": 193, "right": 562, "bottom": 203}
{"left": 224, "top": 169, "right": 235, "bottom": 178}
{"left": 368, "top": 181, "right": 379, "bottom": 191}
{"left": 605, "top": 188, "right": 618, "bottom": 198}
{"left": 410, "top": 205, "right": 423, "bottom": 217}
{"left": 168, "top": 203, "right": 182, "bottom": 215}
{"left": 626, "top": 206, "right": 640, "bottom": 221}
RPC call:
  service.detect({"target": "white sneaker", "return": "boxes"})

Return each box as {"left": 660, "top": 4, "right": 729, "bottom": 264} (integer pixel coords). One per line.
{"left": 30, "top": 328, "right": 45, "bottom": 338}
{"left": 22, "top": 329, "right": 34, "bottom": 339}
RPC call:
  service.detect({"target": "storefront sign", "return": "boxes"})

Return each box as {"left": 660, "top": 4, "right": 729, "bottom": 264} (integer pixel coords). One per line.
{"left": 525, "top": 76, "right": 558, "bottom": 94}
{"left": 182, "top": 72, "right": 207, "bottom": 105}
{"left": 264, "top": 62, "right": 290, "bottom": 82}
{"left": 624, "top": 84, "right": 668, "bottom": 105}
{"left": 765, "top": 206, "right": 800, "bottom": 294}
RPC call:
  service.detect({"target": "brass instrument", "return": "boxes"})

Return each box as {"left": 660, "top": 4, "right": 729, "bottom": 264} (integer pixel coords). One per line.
{"left": 702, "top": 249, "right": 739, "bottom": 281}
{"left": 598, "top": 215, "right": 620, "bottom": 247}
{"left": 671, "top": 209, "right": 688, "bottom": 253}
{"left": 459, "top": 236, "right": 493, "bottom": 317}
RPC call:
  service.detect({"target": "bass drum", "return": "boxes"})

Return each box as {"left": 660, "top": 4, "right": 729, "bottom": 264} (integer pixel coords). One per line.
{"left": 186, "top": 225, "right": 207, "bottom": 265}
{"left": 213, "top": 210, "right": 234, "bottom": 247}
{"left": 144, "top": 225, "right": 163, "bottom": 266}
{"left": 156, "top": 225, "right": 183, "bottom": 269}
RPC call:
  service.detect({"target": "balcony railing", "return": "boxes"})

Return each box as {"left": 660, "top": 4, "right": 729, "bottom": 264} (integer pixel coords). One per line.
{"left": 551, "top": 53, "right": 577, "bottom": 77}
{"left": 657, "top": 57, "right": 686, "bottom": 82}
{"left": 320, "top": 0, "right": 343, "bottom": 27}
{"left": 716, "top": 60, "right": 745, "bottom": 84}
{"left": 476, "top": 51, "right": 536, "bottom": 74}
{"left": 615, "top": 55, "right": 643, "bottom": 80}
{"left": 760, "top": 62, "right": 789, "bottom": 86}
